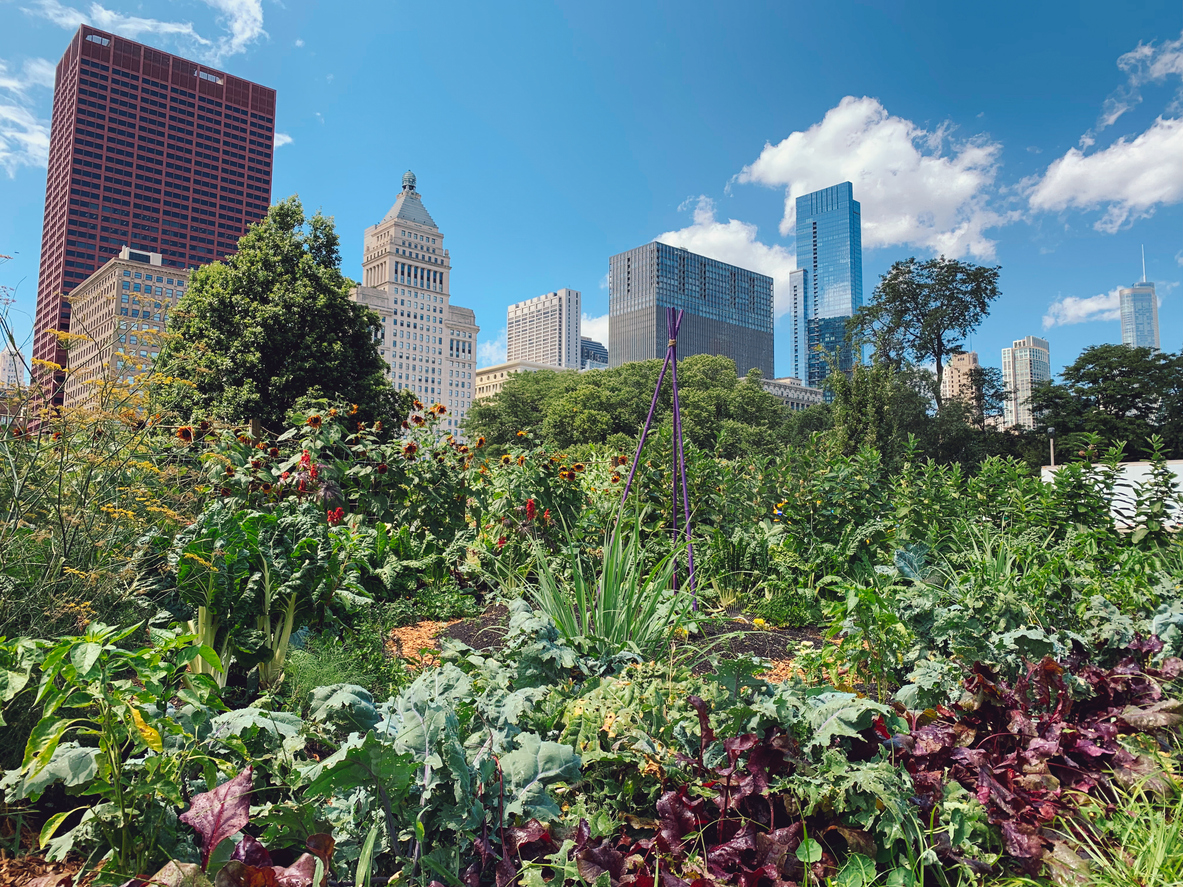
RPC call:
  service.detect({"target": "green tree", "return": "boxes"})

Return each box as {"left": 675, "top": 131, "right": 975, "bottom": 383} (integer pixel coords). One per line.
{"left": 965, "top": 365, "right": 1009, "bottom": 430}
{"left": 851, "top": 256, "right": 1001, "bottom": 411}
{"left": 1028, "top": 344, "right": 1183, "bottom": 459}
{"left": 155, "top": 197, "right": 403, "bottom": 432}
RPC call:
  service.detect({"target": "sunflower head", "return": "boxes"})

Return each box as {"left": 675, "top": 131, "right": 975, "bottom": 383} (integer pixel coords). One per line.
{"left": 516, "top": 430, "right": 526, "bottom": 438}
{"left": 501, "top": 454, "right": 512, "bottom": 465}
{"left": 573, "top": 462, "right": 586, "bottom": 473}
{"left": 176, "top": 426, "right": 194, "bottom": 443}
{"left": 306, "top": 414, "right": 323, "bottom": 429}
{"left": 475, "top": 436, "right": 486, "bottom": 448}
{"left": 517, "top": 455, "right": 526, "bottom": 466}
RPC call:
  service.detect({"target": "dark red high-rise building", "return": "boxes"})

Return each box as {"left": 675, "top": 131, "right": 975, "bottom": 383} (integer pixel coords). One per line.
{"left": 33, "top": 24, "right": 276, "bottom": 407}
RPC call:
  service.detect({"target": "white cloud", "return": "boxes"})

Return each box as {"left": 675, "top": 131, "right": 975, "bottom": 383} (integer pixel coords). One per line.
{"left": 655, "top": 196, "right": 799, "bottom": 317}
{"left": 477, "top": 327, "right": 506, "bottom": 367}
{"left": 294, "top": 38, "right": 305, "bottom": 48}
{"left": 1027, "top": 116, "right": 1183, "bottom": 232}
{"left": 737, "top": 95, "right": 1006, "bottom": 260}
{"left": 1091, "top": 31, "right": 1183, "bottom": 135}
{"left": 0, "top": 58, "right": 54, "bottom": 176}
{"left": 274, "top": 132, "right": 292, "bottom": 147}
{"left": 581, "top": 312, "right": 609, "bottom": 347}
{"left": 598, "top": 273, "right": 609, "bottom": 290}
{"left": 1042, "top": 288, "right": 1122, "bottom": 329}
{"left": 23, "top": 0, "right": 266, "bottom": 63}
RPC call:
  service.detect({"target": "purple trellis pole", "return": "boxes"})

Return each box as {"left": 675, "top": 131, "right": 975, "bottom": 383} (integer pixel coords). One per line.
{"left": 617, "top": 307, "right": 697, "bottom": 607}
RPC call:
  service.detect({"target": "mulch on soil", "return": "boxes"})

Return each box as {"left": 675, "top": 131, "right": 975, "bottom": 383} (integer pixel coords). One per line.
{"left": 0, "top": 853, "right": 87, "bottom": 887}
{"left": 425, "top": 604, "right": 823, "bottom": 681}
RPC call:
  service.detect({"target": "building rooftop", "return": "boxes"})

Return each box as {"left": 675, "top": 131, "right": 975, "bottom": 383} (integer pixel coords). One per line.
{"left": 382, "top": 170, "right": 437, "bottom": 229}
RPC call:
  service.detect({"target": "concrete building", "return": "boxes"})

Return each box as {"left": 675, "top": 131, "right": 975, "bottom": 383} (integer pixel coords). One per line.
{"left": 350, "top": 171, "right": 478, "bottom": 434}
{"left": 791, "top": 182, "right": 863, "bottom": 391}
{"left": 62, "top": 246, "right": 188, "bottom": 409}
{"left": 941, "top": 351, "right": 981, "bottom": 405}
{"left": 32, "top": 24, "right": 274, "bottom": 409}
{"left": 581, "top": 336, "right": 608, "bottom": 370}
{"left": 1119, "top": 281, "right": 1160, "bottom": 351}
{"left": 474, "top": 359, "right": 561, "bottom": 399}
{"left": 761, "top": 376, "right": 825, "bottom": 411}
{"left": 507, "top": 289, "right": 581, "bottom": 369}
{"left": 0, "top": 347, "right": 25, "bottom": 389}
{"left": 608, "top": 242, "right": 773, "bottom": 378}
{"left": 1001, "top": 336, "right": 1051, "bottom": 429}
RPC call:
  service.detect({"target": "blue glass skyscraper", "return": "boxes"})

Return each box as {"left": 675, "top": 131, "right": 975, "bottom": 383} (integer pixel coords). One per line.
{"left": 792, "top": 182, "right": 863, "bottom": 390}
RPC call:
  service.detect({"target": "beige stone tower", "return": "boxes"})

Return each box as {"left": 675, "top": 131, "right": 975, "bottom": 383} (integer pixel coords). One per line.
{"left": 351, "top": 171, "right": 479, "bottom": 435}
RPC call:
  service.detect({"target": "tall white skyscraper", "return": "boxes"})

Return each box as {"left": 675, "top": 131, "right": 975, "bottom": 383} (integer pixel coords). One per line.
{"left": 0, "top": 346, "right": 26, "bottom": 389}
{"left": 507, "top": 289, "right": 581, "bottom": 369}
{"left": 1001, "top": 336, "right": 1051, "bottom": 429}
{"left": 1119, "top": 281, "right": 1159, "bottom": 351}
{"left": 350, "top": 171, "right": 479, "bottom": 434}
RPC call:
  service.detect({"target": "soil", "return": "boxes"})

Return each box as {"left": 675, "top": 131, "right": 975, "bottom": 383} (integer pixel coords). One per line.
{"left": 430, "top": 604, "right": 824, "bottom": 682}
{"left": 0, "top": 853, "right": 89, "bottom": 887}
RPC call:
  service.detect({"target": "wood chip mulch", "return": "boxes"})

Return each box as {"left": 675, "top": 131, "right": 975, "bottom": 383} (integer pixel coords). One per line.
{"left": 386, "top": 619, "right": 461, "bottom": 669}
{"left": 0, "top": 853, "right": 89, "bottom": 887}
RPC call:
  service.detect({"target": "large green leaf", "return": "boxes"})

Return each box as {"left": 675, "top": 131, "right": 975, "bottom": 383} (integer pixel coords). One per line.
{"left": 500, "top": 732, "right": 580, "bottom": 820}
{"left": 2, "top": 742, "right": 99, "bottom": 801}
{"left": 803, "top": 692, "right": 890, "bottom": 757}
{"left": 307, "top": 684, "right": 379, "bottom": 734}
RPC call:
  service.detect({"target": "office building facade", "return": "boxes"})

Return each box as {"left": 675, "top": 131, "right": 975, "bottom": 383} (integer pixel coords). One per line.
{"left": 941, "top": 351, "right": 981, "bottom": 405}
{"left": 1119, "top": 282, "right": 1160, "bottom": 350}
{"left": 474, "top": 359, "right": 561, "bottom": 400}
{"left": 351, "top": 171, "right": 478, "bottom": 433}
{"left": 581, "top": 336, "right": 608, "bottom": 369}
{"left": 32, "top": 24, "right": 275, "bottom": 408}
{"left": 1001, "top": 336, "right": 1050, "bottom": 429}
{"left": 507, "top": 289, "right": 581, "bottom": 368}
{"left": 791, "top": 182, "right": 863, "bottom": 391}
{"left": 0, "top": 347, "right": 25, "bottom": 390}
{"left": 62, "top": 246, "right": 189, "bottom": 409}
{"left": 761, "top": 376, "right": 825, "bottom": 412}
{"left": 608, "top": 242, "right": 773, "bottom": 378}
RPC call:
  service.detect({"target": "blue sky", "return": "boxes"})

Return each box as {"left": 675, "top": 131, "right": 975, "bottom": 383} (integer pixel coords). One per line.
{"left": 1, "top": 0, "right": 1181, "bottom": 380}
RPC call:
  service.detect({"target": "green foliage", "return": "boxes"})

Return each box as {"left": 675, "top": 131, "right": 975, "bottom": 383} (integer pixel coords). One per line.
{"left": 1030, "top": 344, "right": 1183, "bottom": 460}
{"left": 1, "top": 625, "right": 226, "bottom": 877}
{"left": 154, "top": 197, "right": 405, "bottom": 432}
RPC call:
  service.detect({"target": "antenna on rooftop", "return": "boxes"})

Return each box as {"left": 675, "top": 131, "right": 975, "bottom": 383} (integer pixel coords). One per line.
{"left": 1141, "top": 245, "right": 1147, "bottom": 283}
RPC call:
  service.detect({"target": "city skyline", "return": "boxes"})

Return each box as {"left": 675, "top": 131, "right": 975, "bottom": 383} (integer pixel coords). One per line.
{"left": 1, "top": 2, "right": 1180, "bottom": 384}
{"left": 27, "top": 23, "right": 275, "bottom": 407}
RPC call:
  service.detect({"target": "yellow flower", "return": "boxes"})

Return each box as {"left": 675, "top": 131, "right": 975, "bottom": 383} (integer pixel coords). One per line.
{"left": 753, "top": 618, "right": 767, "bottom": 629}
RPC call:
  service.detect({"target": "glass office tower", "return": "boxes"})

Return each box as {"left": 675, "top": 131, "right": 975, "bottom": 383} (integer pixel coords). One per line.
{"left": 608, "top": 242, "right": 773, "bottom": 378}
{"left": 793, "top": 182, "right": 863, "bottom": 391}
{"left": 1119, "top": 281, "right": 1160, "bottom": 350}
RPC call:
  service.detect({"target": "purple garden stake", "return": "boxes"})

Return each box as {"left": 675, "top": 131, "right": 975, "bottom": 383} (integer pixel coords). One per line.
{"left": 617, "top": 307, "right": 697, "bottom": 608}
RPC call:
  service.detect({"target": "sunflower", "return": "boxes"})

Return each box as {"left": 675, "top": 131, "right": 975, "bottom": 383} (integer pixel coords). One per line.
{"left": 269, "top": 447, "right": 280, "bottom": 458}
{"left": 329, "top": 408, "right": 338, "bottom": 417}
{"left": 458, "top": 445, "right": 470, "bottom": 455}
{"left": 198, "top": 420, "right": 212, "bottom": 434}
{"left": 413, "top": 399, "right": 424, "bottom": 410}
{"left": 516, "top": 430, "right": 526, "bottom": 438}
{"left": 375, "top": 421, "right": 384, "bottom": 432}
{"left": 610, "top": 473, "right": 621, "bottom": 483}
{"left": 411, "top": 415, "right": 426, "bottom": 427}
{"left": 176, "top": 426, "right": 194, "bottom": 443}
{"left": 237, "top": 434, "right": 251, "bottom": 444}
{"left": 475, "top": 436, "right": 486, "bottom": 448}
{"left": 517, "top": 455, "right": 526, "bottom": 466}
{"left": 573, "top": 462, "right": 586, "bottom": 473}
{"left": 500, "top": 454, "right": 512, "bottom": 465}
{"left": 402, "top": 441, "right": 419, "bottom": 459}
{"left": 559, "top": 468, "right": 576, "bottom": 481}
{"left": 377, "top": 463, "right": 389, "bottom": 474}
{"left": 261, "top": 482, "right": 273, "bottom": 493}
{"left": 350, "top": 404, "right": 359, "bottom": 415}
{"left": 306, "top": 414, "right": 323, "bottom": 429}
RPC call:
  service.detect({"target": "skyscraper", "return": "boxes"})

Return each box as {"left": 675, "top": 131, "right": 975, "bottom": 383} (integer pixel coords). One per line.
{"left": 507, "top": 289, "right": 581, "bottom": 368}
{"left": 351, "top": 171, "right": 479, "bottom": 433}
{"left": 1119, "top": 281, "right": 1160, "bottom": 351}
{"left": 580, "top": 336, "right": 608, "bottom": 369}
{"left": 608, "top": 242, "right": 773, "bottom": 378}
{"left": 792, "top": 182, "right": 863, "bottom": 390}
{"left": 32, "top": 25, "right": 276, "bottom": 408}
{"left": 1001, "top": 336, "right": 1050, "bottom": 429}
{"left": 941, "top": 351, "right": 981, "bottom": 406}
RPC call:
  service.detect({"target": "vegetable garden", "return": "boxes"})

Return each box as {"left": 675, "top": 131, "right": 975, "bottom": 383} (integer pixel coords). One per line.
{"left": 0, "top": 400, "right": 1180, "bottom": 887}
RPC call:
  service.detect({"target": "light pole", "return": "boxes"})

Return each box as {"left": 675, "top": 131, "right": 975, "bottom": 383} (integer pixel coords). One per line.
{"left": 1048, "top": 426, "right": 1056, "bottom": 468}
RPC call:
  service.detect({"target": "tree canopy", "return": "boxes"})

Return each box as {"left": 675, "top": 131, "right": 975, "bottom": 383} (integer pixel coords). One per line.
{"left": 464, "top": 355, "right": 821, "bottom": 457}
{"left": 1029, "top": 344, "right": 1183, "bottom": 459}
{"left": 850, "top": 256, "right": 1001, "bottom": 411}
{"left": 155, "top": 197, "right": 404, "bottom": 431}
